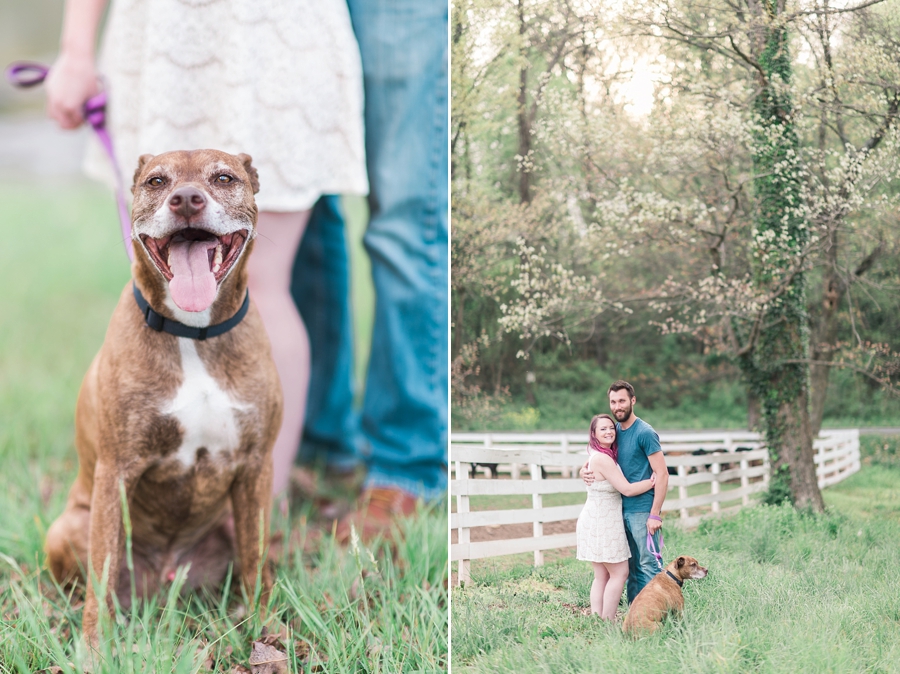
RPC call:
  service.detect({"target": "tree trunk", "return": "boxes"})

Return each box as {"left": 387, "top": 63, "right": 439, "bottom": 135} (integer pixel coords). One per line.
{"left": 808, "top": 359, "right": 831, "bottom": 439}
{"left": 774, "top": 390, "right": 823, "bottom": 510}
{"left": 453, "top": 288, "right": 465, "bottom": 358}
{"left": 740, "top": 0, "right": 825, "bottom": 512}
{"left": 747, "top": 389, "right": 761, "bottom": 432}
{"left": 451, "top": 4, "right": 463, "bottom": 183}
{"left": 517, "top": 0, "right": 531, "bottom": 204}
{"left": 808, "top": 260, "right": 843, "bottom": 438}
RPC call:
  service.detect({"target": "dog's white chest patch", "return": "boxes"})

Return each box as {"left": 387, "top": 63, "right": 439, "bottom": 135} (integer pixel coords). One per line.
{"left": 163, "top": 338, "right": 249, "bottom": 466}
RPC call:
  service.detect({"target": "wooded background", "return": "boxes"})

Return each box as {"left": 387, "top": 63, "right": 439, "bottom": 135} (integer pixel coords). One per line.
{"left": 451, "top": 0, "right": 900, "bottom": 508}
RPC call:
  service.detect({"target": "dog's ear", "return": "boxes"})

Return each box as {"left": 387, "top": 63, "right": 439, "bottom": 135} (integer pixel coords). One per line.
{"left": 131, "top": 154, "right": 155, "bottom": 194}
{"left": 237, "top": 153, "right": 260, "bottom": 194}
{"left": 676, "top": 556, "right": 685, "bottom": 568}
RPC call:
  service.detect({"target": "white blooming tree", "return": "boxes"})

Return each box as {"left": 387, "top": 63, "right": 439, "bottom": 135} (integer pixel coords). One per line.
{"left": 451, "top": 0, "right": 900, "bottom": 495}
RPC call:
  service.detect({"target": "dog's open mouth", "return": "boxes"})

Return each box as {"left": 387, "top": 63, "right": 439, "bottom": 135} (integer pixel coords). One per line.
{"left": 140, "top": 228, "right": 248, "bottom": 313}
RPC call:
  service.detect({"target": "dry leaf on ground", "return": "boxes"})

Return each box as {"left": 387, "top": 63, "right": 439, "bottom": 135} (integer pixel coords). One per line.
{"left": 248, "top": 639, "right": 289, "bottom": 674}
{"left": 257, "top": 626, "right": 286, "bottom": 650}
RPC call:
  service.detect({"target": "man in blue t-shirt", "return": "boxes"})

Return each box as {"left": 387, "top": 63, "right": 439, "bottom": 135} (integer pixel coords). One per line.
{"left": 581, "top": 380, "right": 669, "bottom": 603}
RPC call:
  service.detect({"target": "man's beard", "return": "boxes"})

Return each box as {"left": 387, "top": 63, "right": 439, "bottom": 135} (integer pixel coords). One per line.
{"left": 613, "top": 404, "right": 632, "bottom": 421}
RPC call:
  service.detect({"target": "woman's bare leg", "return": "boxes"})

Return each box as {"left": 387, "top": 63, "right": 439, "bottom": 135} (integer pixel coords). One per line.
{"left": 247, "top": 210, "right": 312, "bottom": 496}
{"left": 601, "top": 561, "right": 629, "bottom": 620}
{"left": 590, "top": 562, "right": 609, "bottom": 616}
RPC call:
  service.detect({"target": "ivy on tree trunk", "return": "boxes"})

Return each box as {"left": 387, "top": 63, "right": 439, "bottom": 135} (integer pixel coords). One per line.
{"left": 740, "top": 0, "right": 825, "bottom": 512}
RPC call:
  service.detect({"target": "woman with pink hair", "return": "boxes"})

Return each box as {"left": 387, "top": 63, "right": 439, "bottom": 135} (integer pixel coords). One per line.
{"left": 576, "top": 413, "right": 656, "bottom": 620}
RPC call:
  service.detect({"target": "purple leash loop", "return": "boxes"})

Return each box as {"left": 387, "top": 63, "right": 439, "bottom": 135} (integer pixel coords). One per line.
{"left": 6, "top": 61, "right": 134, "bottom": 261}
{"left": 647, "top": 530, "right": 664, "bottom": 571}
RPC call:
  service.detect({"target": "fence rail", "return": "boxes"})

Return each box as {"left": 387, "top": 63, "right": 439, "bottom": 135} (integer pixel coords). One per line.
{"left": 451, "top": 429, "right": 860, "bottom": 584}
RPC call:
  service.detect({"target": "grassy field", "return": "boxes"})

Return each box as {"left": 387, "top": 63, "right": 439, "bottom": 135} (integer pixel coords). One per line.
{"left": 454, "top": 380, "right": 900, "bottom": 432}
{"left": 451, "top": 458, "right": 900, "bottom": 673}
{"left": 0, "top": 182, "right": 447, "bottom": 672}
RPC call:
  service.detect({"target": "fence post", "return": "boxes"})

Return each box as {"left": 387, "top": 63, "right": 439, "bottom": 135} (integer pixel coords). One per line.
{"left": 530, "top": 462, "right": 544, "bottom": 567}
{"left": 740, "top": 457, "right": 749, "bottom": 506}
{"left": 455, "top": 459, "right": 471, "bottom": 585}
{"left": 561, "top": 436, "right": 569, "bottom": 478}
{"left": 837, "top": 434, "right": 850, "bottom": 481}
{"left": 711, "top": 461, "right": 721, "bottom": 513}
{"left": 678, "top": 463, "right": 688, "bottom": 521}
{"left": 817, "top": 438, "right": 826, "bottom": 485}
{"left": 502, "top": 433, "right": 520, "bottom": 480}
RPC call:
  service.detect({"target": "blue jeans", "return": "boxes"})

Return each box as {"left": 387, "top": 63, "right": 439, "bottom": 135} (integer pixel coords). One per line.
{"left": 291, "top": 0, "right": 448, "bottom": 501}
{"left": 623, "top": 512, "right": 663, "bottom": 604}
{"left": 291, "top": 196, "right": 360, "bottom": 472}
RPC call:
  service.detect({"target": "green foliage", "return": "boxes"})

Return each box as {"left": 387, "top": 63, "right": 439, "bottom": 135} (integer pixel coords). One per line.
{"left": 451, "top": 0, "right": 900, "bottom": 446}
{"left": 859, "top": 434, "right": 900, "bottom": 469}
{"left": 822, "top": 367, "right": 900, "bottom": 426}
{"left": 453, "top": 352, "right": 900, "bottom": 432}
{"left": 760, "top": 464, "right": 794, "bottom": 507}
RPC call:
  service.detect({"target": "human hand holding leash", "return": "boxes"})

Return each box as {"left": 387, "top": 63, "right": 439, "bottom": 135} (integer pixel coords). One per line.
{"left": 7, "top": 61, "right": 104, "bottom": 131}
{"left": 46, "top": 52, "right": 101, "bottom": 129}
{"left": 7, "top": 56, "right": 132, "bottom": 260}
{"left": 44, "top": 0, "right": 108, "bottom": 128}
{"left": 647, "top": 512, "right": 663, "bottom": 535}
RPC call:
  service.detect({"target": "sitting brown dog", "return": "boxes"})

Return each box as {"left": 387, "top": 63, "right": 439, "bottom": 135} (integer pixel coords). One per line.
{"left": 44, "top": 149, "right": 282, "bottom": 647}
{"left": 623, "top": 555, "right": 708, "bottom": 635}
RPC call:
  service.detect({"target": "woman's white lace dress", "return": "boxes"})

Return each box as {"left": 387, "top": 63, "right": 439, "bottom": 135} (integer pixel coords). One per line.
{"left": 86, "top": 0, "right": 368, "bottom": 212}
{"left": 575, "top": 478, "right": 631, "bottom": 564}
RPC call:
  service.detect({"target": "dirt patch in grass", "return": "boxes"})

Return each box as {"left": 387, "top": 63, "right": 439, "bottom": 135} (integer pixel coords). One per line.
{"left": 450, "top": 518, "right": 577, "bottom": 544}
{"left": 560, "top": 602, "right": 591, "bottom": 616}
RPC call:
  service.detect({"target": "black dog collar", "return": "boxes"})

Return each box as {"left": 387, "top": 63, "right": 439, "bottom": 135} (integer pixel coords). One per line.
{"left": 133, "top": 283, "right": 249, "bottom": 341}
{"left": 665, "top": 570, "right": 683, "bottom": 587}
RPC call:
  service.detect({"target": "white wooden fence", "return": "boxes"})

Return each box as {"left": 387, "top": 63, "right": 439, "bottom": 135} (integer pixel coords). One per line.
{"left": 450, "top": 429, "right": 860, "bottom": 585}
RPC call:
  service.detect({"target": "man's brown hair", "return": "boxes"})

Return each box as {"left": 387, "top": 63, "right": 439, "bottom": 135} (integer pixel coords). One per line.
{"left": 608, "top": 380, "right": 636, "bottom": 399}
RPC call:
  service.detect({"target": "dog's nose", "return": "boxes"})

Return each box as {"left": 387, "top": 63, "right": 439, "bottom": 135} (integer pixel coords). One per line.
{"left": 168, "top": 186, "right": 207, "bottom": 218}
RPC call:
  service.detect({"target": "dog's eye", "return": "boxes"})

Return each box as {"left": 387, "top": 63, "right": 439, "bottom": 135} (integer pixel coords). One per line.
{"left": 147, "top": 176, "right": 165, "bottom": 187}
{"left": 216, "top": 174, "right": 233, "bottom": 184}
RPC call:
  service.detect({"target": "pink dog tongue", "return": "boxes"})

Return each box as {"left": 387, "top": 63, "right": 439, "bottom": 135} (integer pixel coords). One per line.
{"left": 168, "top": 239, "right": 218, "bottom": 312}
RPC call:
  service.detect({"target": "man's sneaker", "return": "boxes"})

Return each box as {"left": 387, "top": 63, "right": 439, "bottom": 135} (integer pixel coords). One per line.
{"left": 334, "top": 487, "right": 419, "bottom": 544}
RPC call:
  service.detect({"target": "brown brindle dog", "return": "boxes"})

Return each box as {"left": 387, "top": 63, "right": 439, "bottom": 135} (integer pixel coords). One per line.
{"left": 45, "top": 149, "right": 282, "bottom": 646}
{"left": 623, "top": 555, "right": 708, "bottom": 636}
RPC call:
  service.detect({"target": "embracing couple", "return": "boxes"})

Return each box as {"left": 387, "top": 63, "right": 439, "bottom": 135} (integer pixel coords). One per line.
{"left": 575, "top": 380, "right": 669, "bottom": 620}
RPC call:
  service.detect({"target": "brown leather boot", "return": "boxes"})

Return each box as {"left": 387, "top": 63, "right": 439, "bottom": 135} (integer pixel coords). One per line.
{"left": 334, "top": 487, "right": 419, "bottom": 544}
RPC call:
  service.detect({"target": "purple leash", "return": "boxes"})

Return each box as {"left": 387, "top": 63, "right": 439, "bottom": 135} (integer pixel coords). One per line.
{"left": 6, "top": 61, "right": 134, "bottom": 261}
{"left": 647, "top": 530, "right": 664, "bottom": 571}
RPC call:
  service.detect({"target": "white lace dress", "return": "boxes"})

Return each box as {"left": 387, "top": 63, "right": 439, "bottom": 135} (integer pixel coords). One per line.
{"left": 85, "top": 0, "right": 368, "bottom": 212}
{"left": 575, "top": 478, "right": 631, "bottom": 564}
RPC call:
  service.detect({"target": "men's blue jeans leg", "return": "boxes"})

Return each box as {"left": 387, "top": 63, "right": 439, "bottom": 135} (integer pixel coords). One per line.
{"left": 347, "top": 0, "right": 448, "bottom": 501}
{"left": 291, "top": 195, "right": 360, "bottom": 471}
{"left": 623, "top": 512, "right": 663, "bottom": 604}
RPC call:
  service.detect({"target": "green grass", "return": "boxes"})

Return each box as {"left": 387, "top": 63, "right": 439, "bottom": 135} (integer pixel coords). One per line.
{"left": 451, "top": 464, "right": 900, "bottom": 673}
{"left": 0, "top": 181, "right": 447, "bottom": 672}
